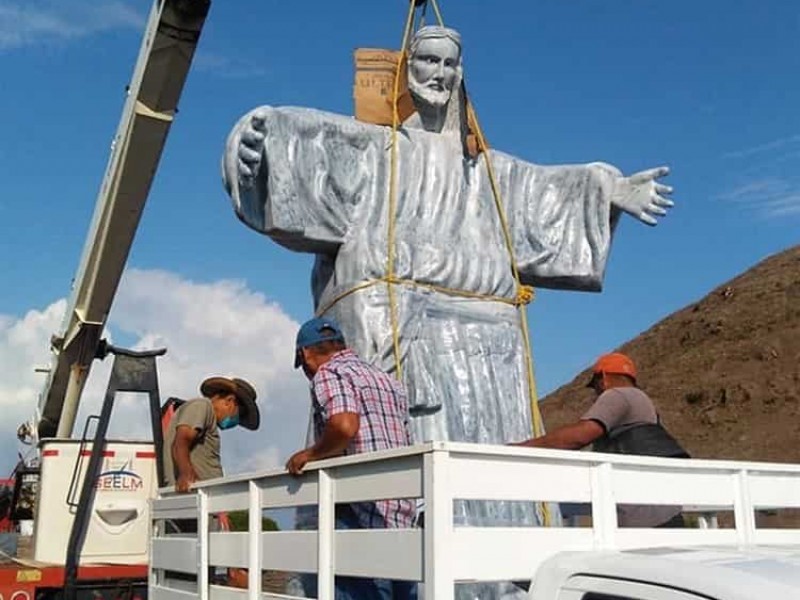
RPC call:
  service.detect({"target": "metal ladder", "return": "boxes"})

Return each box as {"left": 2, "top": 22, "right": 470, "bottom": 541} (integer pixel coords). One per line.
{"left": 64, "top": 342, "right": 167, "bottom": 600}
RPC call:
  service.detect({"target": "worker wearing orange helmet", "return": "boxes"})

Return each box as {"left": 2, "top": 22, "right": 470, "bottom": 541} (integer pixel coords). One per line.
{"left": 512, "top": 352, "right": 688, "bottom": 527}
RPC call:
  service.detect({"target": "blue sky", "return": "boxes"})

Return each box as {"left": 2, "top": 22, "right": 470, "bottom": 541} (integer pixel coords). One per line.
{"left": 0, "top": 1, "right": 798, "bottom": 473}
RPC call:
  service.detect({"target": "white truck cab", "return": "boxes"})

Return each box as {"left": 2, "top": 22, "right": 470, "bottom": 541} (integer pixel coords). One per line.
{"left": 531, "top": 546, "right": 800, "bottom": 599}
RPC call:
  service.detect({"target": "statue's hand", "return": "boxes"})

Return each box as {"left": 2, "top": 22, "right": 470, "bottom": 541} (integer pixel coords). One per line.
{"left": 236, "top": 111, "right": 267, "bottom": 188}
{"left": 611, "top": 166, "right": 674, "bottom": 226}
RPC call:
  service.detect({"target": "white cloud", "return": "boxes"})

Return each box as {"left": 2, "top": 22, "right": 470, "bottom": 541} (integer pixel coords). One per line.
{"left": 0, "top": 300, "right": 66, "bottom": 472}
{"left": 194, "top": 51, "right": 270, "bottom": 80}
{"left": 0, "top": 1, "right": 142, "bottom": 51}
{"left": 722, "top": 134, "right": 800, "bottom": 160}
{"left": 239, "top": 446, "right": 282, "bottom": 473}
{"left": 0, "top": 269, "right": 310, "bottom": 479}
{"left": 717, "top": 179, "right": 778, "bottom": 202}
{"left": 717, "top": 177, "right": 800, "bottom": 219}
{"left": 0, "top": 3, "right": 264, "bottom": 88}
{"left": 717, "top": 130, "right": 800, "bottom": 219}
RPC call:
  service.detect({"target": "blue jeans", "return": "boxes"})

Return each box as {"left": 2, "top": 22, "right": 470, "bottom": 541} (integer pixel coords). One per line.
{"left": 301, "top": 505, "right": 418, "bottom": 599}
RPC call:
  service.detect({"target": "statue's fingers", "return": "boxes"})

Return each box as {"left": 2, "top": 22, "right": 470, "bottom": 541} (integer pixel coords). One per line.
{"left": 630, "top": 165, "right": 670, "bottom": 183}
{"left": 639, "top": 211, "right": 658, "bottom": 226}
{"left": 238, "top": 145, "right": 261, "bottom": 165}
{"left": 251, "top": 113, "right": 267, "bottom": 132}
{"left": 655, "top": 183, "right": 673, "bottom": 195}
{"left": 645, "top": 204, "right": 668, "bottom": 217}
{"left": 241, "top": 128, "right": 265, "bottom": 148}
{"left": 237, "top": 158, "right": 254, "bottom": 179}
{"left": 653, "top": 193, "right": 675, "bottom": 208}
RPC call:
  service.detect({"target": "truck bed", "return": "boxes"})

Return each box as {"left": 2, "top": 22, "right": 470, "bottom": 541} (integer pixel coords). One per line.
{"left": 148, "top": 442, "right": 800, "bottom": 600}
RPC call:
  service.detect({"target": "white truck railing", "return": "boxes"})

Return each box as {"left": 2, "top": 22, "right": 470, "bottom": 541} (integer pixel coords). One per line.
{"left": 148, "top": 442, "right": 800, "bottom": 600}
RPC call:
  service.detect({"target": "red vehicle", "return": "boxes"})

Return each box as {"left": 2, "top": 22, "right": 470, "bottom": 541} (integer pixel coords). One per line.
{"left": 0, "top": 479, "right": 15, "bottom": 533}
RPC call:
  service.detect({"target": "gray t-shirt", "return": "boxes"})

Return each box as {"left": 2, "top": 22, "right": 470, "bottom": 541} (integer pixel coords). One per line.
{"left": 163, "top": 397, "right": 222, "bottom": 485}
{"left": 581, "top": 386, "right": 658, "bottom": 432}
{"left": 581, "top": 386, "right": 681, "bottom": 528}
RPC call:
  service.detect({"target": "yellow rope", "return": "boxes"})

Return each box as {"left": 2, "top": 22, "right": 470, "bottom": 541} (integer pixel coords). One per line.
{"left": 466, "top": 103, "right": 544, "bottom": 438}
{"left": 330, "top": 0, "right": 552, "bottom": 525}
{"left": 466, "top": 99, "right": 551, "bottom": 527}
{"left": 431, "top": 0, "right": 548, "bottom": 523}
{"left": 385, "top": 0, "right": 418, "bottom": 381}
{"left": 407, "top": 0, "right": 546, "bottom": 438}
{"left": 315, "top": 276, "right": 533, "bottom": 319}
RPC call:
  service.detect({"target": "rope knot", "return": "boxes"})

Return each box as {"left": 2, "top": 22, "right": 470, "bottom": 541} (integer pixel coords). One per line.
{"left": 515, "top": 285, "right": 535, "bottom": 305}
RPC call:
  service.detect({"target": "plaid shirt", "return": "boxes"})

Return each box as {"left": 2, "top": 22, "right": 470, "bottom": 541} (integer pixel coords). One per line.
{"left": 312, "top": 349, "right": 415, "bottom": 528}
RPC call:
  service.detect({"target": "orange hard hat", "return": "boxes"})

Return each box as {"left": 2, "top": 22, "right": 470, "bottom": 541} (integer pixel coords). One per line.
{"left": 587, "top": 352, "right": 637, "bottom": 386}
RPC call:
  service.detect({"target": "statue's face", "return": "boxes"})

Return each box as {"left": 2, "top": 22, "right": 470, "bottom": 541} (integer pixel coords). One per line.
{"left": 408, "top": 37, "right": 461, "bottom": 108}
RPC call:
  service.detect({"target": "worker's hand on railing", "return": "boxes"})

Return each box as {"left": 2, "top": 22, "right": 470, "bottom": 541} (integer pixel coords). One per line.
{"left": 175, "top": 470, "right": 197, "bottom": 493}
{"left": 286, "top": 448, "right": 314, "bottom": 476}
{"left": 507, "top": 440, "right": 532, "bottom": 447}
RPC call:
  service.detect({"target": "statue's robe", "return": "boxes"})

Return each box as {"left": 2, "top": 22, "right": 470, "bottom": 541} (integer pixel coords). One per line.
{"left": 223, "top": 106, "right": 622, "bottom": 530}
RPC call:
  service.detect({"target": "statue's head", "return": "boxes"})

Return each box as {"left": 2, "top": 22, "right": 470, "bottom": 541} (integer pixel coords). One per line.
{"left": 407, "top": 26, "right": 463, "bottom": 110}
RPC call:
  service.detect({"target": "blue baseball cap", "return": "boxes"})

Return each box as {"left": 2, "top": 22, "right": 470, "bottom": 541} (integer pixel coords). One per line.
{"left": 294, "top": 316, "right": 345, "bottom": 368}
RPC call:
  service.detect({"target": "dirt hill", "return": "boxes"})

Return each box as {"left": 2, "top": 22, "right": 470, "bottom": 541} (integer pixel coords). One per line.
{"left": 540, "top": 245, "right": 800, "bottom": 463}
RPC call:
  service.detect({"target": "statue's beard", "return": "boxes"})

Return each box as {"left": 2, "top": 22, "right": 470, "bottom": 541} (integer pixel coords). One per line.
{"left": 408, "top": 75, "right": 453, "bottom": 110}
{"left": 406, "top": 71, "right": 465, "bottom": 137}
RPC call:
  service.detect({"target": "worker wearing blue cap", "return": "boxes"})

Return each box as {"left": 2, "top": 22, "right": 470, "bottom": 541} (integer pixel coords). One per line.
{"left": 293, "top": 316, "right": 345, "bottom": 369}
{"left": 288, "top": 316, "right": 417, "bottom": 599}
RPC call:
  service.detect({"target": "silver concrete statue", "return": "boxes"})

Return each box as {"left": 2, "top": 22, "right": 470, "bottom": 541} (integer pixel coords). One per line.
{"left": 222, "top": 26, "right": 673, "bottom": 593}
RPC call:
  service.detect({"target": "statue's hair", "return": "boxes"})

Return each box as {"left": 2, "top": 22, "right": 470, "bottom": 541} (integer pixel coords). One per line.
{"left": 408, "top": 25, "right": 462, "bottom": 59}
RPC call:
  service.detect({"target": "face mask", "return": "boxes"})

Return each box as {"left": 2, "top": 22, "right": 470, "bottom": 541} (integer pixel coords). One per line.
{"left": 218, "top": 414, "right": 239, "bottom": 430}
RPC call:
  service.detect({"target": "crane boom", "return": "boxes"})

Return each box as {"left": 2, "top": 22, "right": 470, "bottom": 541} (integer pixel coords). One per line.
{"left": 36, "top": 0, "right": 211, "bottom": 440}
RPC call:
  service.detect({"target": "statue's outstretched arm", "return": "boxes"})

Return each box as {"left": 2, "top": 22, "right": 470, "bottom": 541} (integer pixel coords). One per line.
{"left": 221, "top": 106, "right": 381, "bottom": 252}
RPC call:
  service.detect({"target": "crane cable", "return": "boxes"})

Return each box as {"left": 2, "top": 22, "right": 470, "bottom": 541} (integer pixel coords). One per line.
{"left": 383, "top": 0, "right": 418, "bottom": 383}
